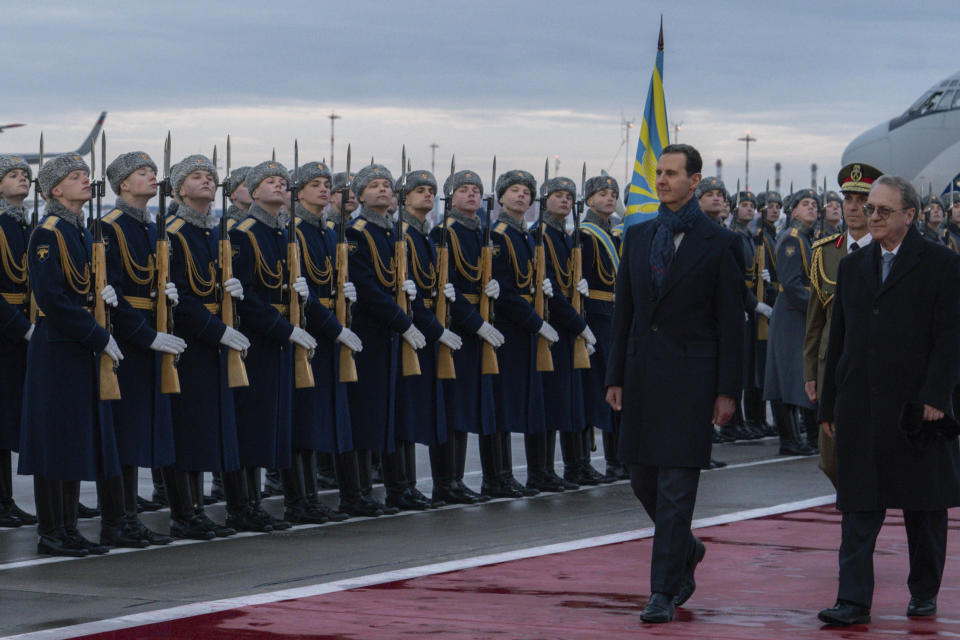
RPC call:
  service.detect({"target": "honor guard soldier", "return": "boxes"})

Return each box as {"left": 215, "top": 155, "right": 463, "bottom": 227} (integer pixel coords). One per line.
{"left": 695, "top": 177, "right": 727, "bottom": 225}
{"left": 764, "top": 188, "right": 819, "bottom": 455}
{"left": 942, "top": 185, "right": 960, "bottom": 252}
{"left": 391, "top": 170, "right": 462, "bottom": 510}
{"left": 490, "top": 169, "right": 558, "bottom": 498}
{"left": 19, "top": 154, "right": 123, "bottom": 556}
{"left": 99, "top": 152, "right": 187, "bottom": 547}
{"left": 920, "top": 195, "right": 947, "bottom": 245}
{"left": 429, "top": 169, "right": 502, "bottom": 504}
{"left": 822, "top": 191, "right": 844, "bottom": 238}
{"left": 0, "top": 156, "right": 37, "bottom": 527}
{"left": 231, "top": 160, "right": 318, "bottom": 529}
{"left": 752, "top": 190, "right": 781, "bottom": 437}
{"left": 166, "top": 154, "right": 252, "bottom": 537}
{"left": 225, "top": 166, "right": 252, "bottom": 226}
{"left": 580, "top": 175, "right": 627, "bottom": 480}
{"left": 330, "top": 171, "right": 359, "bottom": 220}
{"left": 289, "top": 160, "right": 358, "bottom": 521}
{"left": 346, "top": 164, "right": 423, "bottom": 515}
{"left": 802, "top": 162, "right": 879, "bottom": 488}
{"left": 533, "top": 176, "right": 597, "bottom": 491}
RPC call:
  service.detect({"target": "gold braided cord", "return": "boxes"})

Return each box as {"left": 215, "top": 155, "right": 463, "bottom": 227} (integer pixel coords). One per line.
{"left": 108, "top": 221, "right": 155, "bottom": 286}
{"left": 361, "top": 228, "right": 397, "bottom": 288}
{"left": 503, "top": 233, "right": 533, "bottom": 291}
{"left": 543, "top": 230, "right": 572, "bottom": 294}
{"left": 590, "top": 235, "right": 616, "bottom": 286}
{"left": 447, "top": 226, "right": 481, "bottom": 282}
{"left": 51, "top": 227, "right": 91, "bottom": 295}
{"left": 405, "top": 235, "right": 436, "bottom": 290}
{"left": 243, "top": 230, "right": 283, "bottom": 290}
{"left": 172, "top": 231, "right": 216, "bottom": 297}
{"left": 297, "top": 228, "right": 333, "bottom": 286}
{"left": 810, "top": 246, "right": 835, "bottom": 307}
{"left": 0, "top": 227, "right": 27, "bottom": 285}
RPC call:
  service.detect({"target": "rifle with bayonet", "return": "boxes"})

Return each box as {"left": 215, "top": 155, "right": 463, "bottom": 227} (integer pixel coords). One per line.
{"left": 571, "top": 162, "right": 590, "bottom": 370}
{"left": 534, "top": 158, "right": 554, "bottom": 372}
{"left": 289, "top": 140, "right": 315, "bottom": 388}
{"left": 28, "top": 134, "right": 43, "bottom": 323}
{"left": 92, "top": 132, "right": 121, "bottom": 400}
{"left": 156, "top": 132, "right": 180, "bottom": 393}
{"left": 395, "top": 145, "right": 421, "bottom": 377}
{"left": 335, "top": 145, "right": 358, "bottom": 383}
{"left": 753, "top": 179, "right": 768, "bottom": 341}
{"left": 435, "top": 156, "right": 456, "bottom": 379}
{"left": 479, "top": 156, "right": 499, "bottom": 375}
{"left": 218, "top": 134, "right": 249, "bottom": 388}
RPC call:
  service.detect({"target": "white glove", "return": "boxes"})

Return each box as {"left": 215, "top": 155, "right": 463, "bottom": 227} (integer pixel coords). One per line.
{"left": 100, "top": 285, "right": 118, "bottom": 308}
{"left": 580, "top": 325, "right": 597, "bottom": 346}
{"left": 576, "top": 278, "right": 589, "bottom": 296}
{"left": 538, "top": 321, "right": 559, "bottom": 343}
{"left": 336, "top": 327, "right": 363, "bottom": 352}
{"left": 586, "top": 342, "right": 596, "bottom": 356}
{"left": 289, "top": 326, "right": 317, "bottom": 350}
{"left": 104, "top": 335, "right": 124, "bottom": 364}
{"left": 165, "top": 281, "right": 179, "bottom": 306}
{"left": 343, "top": 281, "right": 357, "bottom": 303}
{"left": 484, "top": 278, "right": 500, "bottom": 300}
{"left": 761, "top": 268, "right": 771, "bottom": 283}
{"left": 293, "top": 276, "right": 309, "bottom": 300}
{"left": 219, "top": 326, "right": 250, "bottom": 351}
{"left": 438, "top": 329, "right": 463, "bottom": 351}
{"left": 24, "top": 324, "right": 33, "bottom": 342}
{"left": 224, "top": 277, "right": 244, "bottom": 300}
{"left": 477, "top": 321, "right": 505, "bottom": 347}
{"left": 542, "top": 278, "right": 554, "bottom": 298}
{"left": 401, "top": 279, "right": 417, "bottom": 301}
{"left": 150, "top": 332, "right": 187, "bottom": 355}
{"left": 443, "top": 282, "right": 456, "bottom": 302}
{"left": 756, "top": 302, "right": 773, "bottom": 319}
{"left": 402, "top": 325, "right": 426, "bottom": 349}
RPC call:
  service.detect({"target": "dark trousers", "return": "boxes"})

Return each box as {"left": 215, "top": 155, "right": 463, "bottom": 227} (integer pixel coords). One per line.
{"left": 629, "top": 464, "right": 701, "bottom": 595}
{"left": 838, "top": 509, "right": 948, "bottom": 608}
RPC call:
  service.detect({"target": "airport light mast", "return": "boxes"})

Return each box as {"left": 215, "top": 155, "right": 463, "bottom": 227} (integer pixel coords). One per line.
{"left": 328, "top": 113, "right": 341, "bottom": 172}
{"left": 738, "top": 131, "right": 757, "bottom": 191}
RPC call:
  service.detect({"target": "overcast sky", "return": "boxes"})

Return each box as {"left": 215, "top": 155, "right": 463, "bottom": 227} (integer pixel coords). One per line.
{"left": 2, "top": 0, "right": 958, "bottom": 196}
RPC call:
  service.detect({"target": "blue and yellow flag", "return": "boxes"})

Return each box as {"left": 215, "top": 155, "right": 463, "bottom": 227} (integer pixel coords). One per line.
{"left": 624, "top": 21, "right": 669, "bottom": 227}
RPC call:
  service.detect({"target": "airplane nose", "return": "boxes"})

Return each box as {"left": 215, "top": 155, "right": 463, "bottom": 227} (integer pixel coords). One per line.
{"left": 842, "top": 122, "right": 892, "bottom": 172}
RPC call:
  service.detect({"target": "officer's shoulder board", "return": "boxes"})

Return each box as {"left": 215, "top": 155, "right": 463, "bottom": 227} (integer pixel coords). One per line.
{"left": 352, "top": 218, "right": 367, "bottom": 231}
{"left": 326, "top": 220, "right": 335, "bottom": 230}
{"left": 294, "top": 217, "right": 303, "bottom": 227}
{"left": 494, "top": 221, "right": 507, "bottom": 234}
{"left": 811, "top": 232, "right": 841, "bottom": 251}
{"left": 166, "top": 218, "right": 185, "bottom": 234}
{"left": 401, "top": 221, "right": 409, "bottom": 234}
{"left": 237, "top": 218, "right": 256, "bottom": 232}
{"left": 103, "top": 209, "right": 123, "bottom": 224}
{"left": 788, "top": 227, "right": 799, "bottom": 238}
{"left": 41, "top": 215, "right": 60, "bottom": 231}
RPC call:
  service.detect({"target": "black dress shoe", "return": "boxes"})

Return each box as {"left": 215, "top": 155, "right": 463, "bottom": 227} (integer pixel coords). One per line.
{"left": 338, "top": 497, "right": 383, "bottom": 517}
{"left": 454, "top": 481, "right": 487, "bottom": 502}
{"left": 705, "top": 459, "right": 727, "bottom": 470}
{"left": 363, "top": 494, "right": 399, "bottom": 515}
{"left": 169, "top": 515, "right": 217, "bottom": 540}
{"left": 907, "top": 596, "right": 937, "bottom": 617}
{"left": 817, "top": 601, "right": 870, "bottom": 626}
{"left": 548, "top": 471, "right": 579, "bottom": 490}
{"left": 136, "top": 495, "right": 163, "bottom": 513}
{"left": 385, "top": 492, "right": 424, "bottom": 511}
{"left": 673, "top": 538, "right": 706, "bottom": 606}
{"left": 100, "top": 521, "right": 150, "bottom": 549}
{"left": 77, "top": 502, "right": 100, "bottom": 519}
{"left": 64, "top": 528, "right": 110, "bottom": 555}
{"left": 316, "top": 473, "right": 339, "bottom": 490}
{"left": 481, "top": 479, "right": 522, "bottom": 499}
{"left": 151, "top": 487, "right": 169, "bottom": 508}
{"left": 641, "top": 593, "right": 675, "bottom": 623}
{"left": 433, "top": 484, "right": 473, "bottom": 506}
{"left": 226, "top": 507, "right": 273, "bottom": 533}
{"left": 194, "top": 512, "right": 236, "bottom": 537}
{"left": 525, "top": 472, "right": 565, "bottom": 493}
{"left": 251, "top": 505, "right": 291, "bottom": 530}
{"left": 284, "top": 501, "right": 329, "bottom": 524}
{"left": 307, "top": 496, "right": 349, "bottom": 522}
{"left": 3, "top": 500, "right": 37, "bottom": 525}
{"left": 38, "top": 531, "right": 88, "bottom": 557}
{"left": 0, "top": 506, "right": 23, "bottom": 527}
{"left": 504, "top": 475, "right": 539, "bottom": 497}
{"left": 124, "top": 516, "right": 173, "bottom": 545}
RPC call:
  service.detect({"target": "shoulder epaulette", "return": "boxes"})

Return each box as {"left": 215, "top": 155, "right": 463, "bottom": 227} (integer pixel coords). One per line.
{"left": 611, "top": 225, "right": 623, "bottom": 238}
{"left": 41, "top": 216, "right": 60, "bottom": 231}
{"left": 166, "top": 218, "right": 185, "bottom": 234}
{"left": 812, "top": 232, "right": 841, "bottom": 250}
{"left": 789, "top": 227, "right": 799, "bottom": 238}
{"left": 353, "top": 218, "right": 367, "bottom": 231}
{"left": 494, "top": 222, "right": 507, "bottom": 234}
{"left": 295, "top": 217, "right": 303, "bottom": 227}
{"left": 401, "top": 221, "right": 409, "bottom": 234}
{"left": 326, "top": 220, "right": 335, "bottom": 230}
{"left": 237, "top": 218, "right": 256, "bottom": 232}
{"left": 104, "top": 209, "right": 122, "bottom": 223}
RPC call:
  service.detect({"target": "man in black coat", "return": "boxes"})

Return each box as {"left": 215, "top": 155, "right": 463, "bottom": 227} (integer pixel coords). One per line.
{"left": 818, "top": 175, "right": 960, "bottom": 626}
{"left": 606, "top": 144, "right": 745, "bottom": 623}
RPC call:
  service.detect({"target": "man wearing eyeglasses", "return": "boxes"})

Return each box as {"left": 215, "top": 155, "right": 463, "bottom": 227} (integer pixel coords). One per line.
{"left": 802, "top": 163, "right": 881, "bottom": 488}
{"left": 817, "top": 175, "right": 960, "bottom": 626}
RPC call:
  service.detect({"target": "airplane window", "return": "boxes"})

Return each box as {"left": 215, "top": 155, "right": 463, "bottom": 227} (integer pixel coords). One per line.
{"left": 908, "top": 90, "right": 935, "bottom": 113}
{"left": 936, "top": 90, "right": 955, "bottom": 111}
{"left": 919, "top": 91, "right": 943, "bottom": 114}
{"left": 954, "top": 92, "right": 960, "bottom": 109}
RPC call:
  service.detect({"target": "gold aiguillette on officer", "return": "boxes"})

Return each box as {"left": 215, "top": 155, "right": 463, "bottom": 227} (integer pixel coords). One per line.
{"left": 571, "top": 162, "right": 590, "bottom": 369}
{"left": 157, "top": 132, "right": 181, "bottom": 393}
{"left": 219, "top": 134, "right": 249, "bottom": 388}
{"left": 479, "top": 156, "right": 499, "bottom": 375}
{"left": 288, "top": 140, "right": 316, "bottom": 389}
{"left": 534, "top": 158, "right": 554, "bottom": 372}
{"left": 396, "top": 144, "right": 421, "bottom": 377}
{"left": 27, "top": 133, "right": 43, "bottom": 323}
{"left": 335, "top": 145, "right": 358, "bottom": 383}
{"left": 434, "top": 155, "right": 456, "bottom": 379}
{"left": 92, "top": 132, "right": 122, "bottom": 400}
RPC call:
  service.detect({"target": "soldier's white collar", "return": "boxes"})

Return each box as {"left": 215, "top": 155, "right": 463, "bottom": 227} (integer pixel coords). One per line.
{"left": 847, "top": 232, "right": 871, "bottom": 251}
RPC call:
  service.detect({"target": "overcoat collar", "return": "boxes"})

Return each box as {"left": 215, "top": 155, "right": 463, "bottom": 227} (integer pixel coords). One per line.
{"left": 859, "top": 225, "right": 924, "bottom": 298}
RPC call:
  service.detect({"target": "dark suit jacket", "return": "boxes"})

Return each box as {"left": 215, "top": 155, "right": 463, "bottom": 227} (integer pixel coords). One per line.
{"left": 606, "top": 209, "right": 745, "bottom": 467}
{"left": 820, "top": 226, "right": 960, "bottom": 511}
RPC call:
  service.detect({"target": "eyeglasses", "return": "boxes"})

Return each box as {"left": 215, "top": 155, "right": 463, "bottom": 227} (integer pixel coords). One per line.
{"left": 862, "top": 204, "right": 904, "bottom": 218}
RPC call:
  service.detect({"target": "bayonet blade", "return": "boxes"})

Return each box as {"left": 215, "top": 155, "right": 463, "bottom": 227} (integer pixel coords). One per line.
{"left": 735, "top": 179, "right": 741, "bottom": 208}
{"left": 163, "top": 132, "right": 171, "bottom": 178}
{"left": 272, "top": 148, "right": 276, "bottom": 162}
{"left": 401, "top": 145, "right": 407, "bottom": 188}
{"left": 38, "top": 132, "right": 44, "bottom": 169}
{"left": 100, "top": 131, "right": 106, "bottom": 182}
{"left": 90, "top": 135, "right": 96, "bottom": 179}
{"left": 346, "top": 144, "right": 351, "bottom": 176}
{"left": 491, "top": 156, "right": 496, "bottom": 195}
{"left": 226, "top": 135, "right": 232, "bottom": 178}
{"left": 294, "top": 139, "right": 299, "bottom": 172}
{"left": 581, "top": 162, "right": 587, "bottom": 199}
{"left": 370, "top": 156, "right": 374, "bottom": 166}
{"left": 212, "top": 145, "right": 218, "bottom": 172}
{"left": 544, "top": 157, "right": 549, "bottom": 183}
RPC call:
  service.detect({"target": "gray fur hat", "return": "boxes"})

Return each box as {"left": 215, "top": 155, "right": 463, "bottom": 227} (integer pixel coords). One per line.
{"left": 171, "top": 155, "right": 218, "bottom": 199}
{"left": 694, "top": 176, "right": 725, "bottom": 200}
{"left": 442, "top": 170, "right": 484, "bottom": 197}
{"left": 332, "top": 171, "right": 356, "bottom": 192}
{"left": 585, "top": 175, "right": 620, "bottom": 202}
{"left": 735, "top": 190, "right": 758, "bottom": 207}
{"left": 226, "top": 166, "right": 251, "bottom": 196}
{"left": 495, "top": 169, "right": 536, "bottom": 202}
{"left": 293, "top": 161, "right": 332, "bottom": 190}
{"left": 38, "top": 153, "right": 88, "bottom": 198}
{"left": 395, "top": 170, "right": 437, "bottom": 200}
{"left": 791, "top": 188, "right": 820, "bottom": 208}
{"left": 757, "top": 190, "right": 782, "bottom": 208}
{"left": 246, "top": 160, "right": 289, "bottom": 196}
{"left": 825, "top": 190, "right": 843, "bottom": 206}
{"left": 351, "top": 164, "right": 394, "bottom": 199}
{"left": 0, "top": 154, "right": 32, "bottom": 183}
{"left": 542, "top": 176, "right": 577, "bottom": 199}
{"left": 106, "top": 151, "right": 157, "bottom": 195}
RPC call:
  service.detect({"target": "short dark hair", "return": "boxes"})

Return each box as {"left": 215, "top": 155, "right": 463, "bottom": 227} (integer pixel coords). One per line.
{"left": 660, "top": 144, "right": 702, "bottom": 176}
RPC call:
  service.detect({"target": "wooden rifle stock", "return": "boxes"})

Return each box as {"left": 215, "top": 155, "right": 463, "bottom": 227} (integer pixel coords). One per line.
{"left": 533, "top": 243, "right": 554, "bottom": 372}
{"left": 395, "top": 226, "right": 421, "bottom": 377}
{"left": 288, "top": 227, "right": 315, "bottom": 389}
{"left": 570, "top": 244, "right": 590, "bottom": 369}
{"left": 155, "top": 237, "right": 180, "bottom": 393}
{"left": 478, "top": 243, "right": 498, "bottom": 375}
{"left": 755, "top": 230, "right": 768, "bottom": 341}
{"left": 93, "top": 231, "right": 121, "bottom": 400}
{"left": 219, "top": 223, "right": 249, "bottom": 388}
{"left": 434, "top": 239, "right": 455, "bottom": 379}
{"left": 334, "top": 237, "right": 358, "bottom": 382}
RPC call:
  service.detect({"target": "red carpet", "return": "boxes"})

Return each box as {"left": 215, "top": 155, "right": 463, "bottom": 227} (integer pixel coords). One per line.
{"left": 74, "top": 506, "right": 960, "bottom": 639}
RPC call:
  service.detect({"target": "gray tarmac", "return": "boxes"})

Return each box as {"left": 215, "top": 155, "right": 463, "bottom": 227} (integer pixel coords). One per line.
{"left": 0, "top": 434, "right": 834, "bottom": 637}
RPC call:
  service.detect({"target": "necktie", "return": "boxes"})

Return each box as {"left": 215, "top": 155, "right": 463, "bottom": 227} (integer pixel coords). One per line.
{"left": 850, "top": 242, "right": 859, "bottom": 252}
{"left": 881, "top": 252, "right": 895, "bottom": 283}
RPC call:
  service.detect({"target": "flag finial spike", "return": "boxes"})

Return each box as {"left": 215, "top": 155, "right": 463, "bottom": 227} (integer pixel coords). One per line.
{"left": 658, "top": 16, "right": 664, "bottom": 51}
